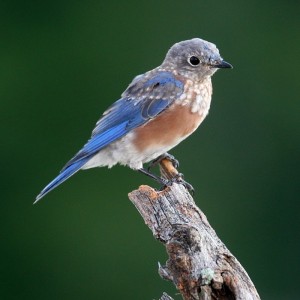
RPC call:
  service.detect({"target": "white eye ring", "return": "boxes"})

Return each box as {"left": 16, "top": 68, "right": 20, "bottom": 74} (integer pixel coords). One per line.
{"left": 188, "top": 56, "right": 200, "bottom": 66}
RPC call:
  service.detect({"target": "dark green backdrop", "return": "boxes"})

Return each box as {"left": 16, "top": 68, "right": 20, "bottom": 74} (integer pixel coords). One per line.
{"left": 1, "top": 1, "right": 299, "bottom": 299}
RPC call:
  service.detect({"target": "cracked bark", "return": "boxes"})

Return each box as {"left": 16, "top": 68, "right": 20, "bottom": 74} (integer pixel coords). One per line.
{"left": 128, "top": 159, "right": 260, "bottom": 300}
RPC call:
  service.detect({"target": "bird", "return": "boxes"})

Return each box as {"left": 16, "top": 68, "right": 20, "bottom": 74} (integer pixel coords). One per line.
{"left": 35, "top": 37, "right": 232, "bottom": 203}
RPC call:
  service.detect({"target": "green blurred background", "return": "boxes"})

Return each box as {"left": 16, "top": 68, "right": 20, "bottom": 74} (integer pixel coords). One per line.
{"left": 1, "top": 0, "right": 299, "bottom": 299}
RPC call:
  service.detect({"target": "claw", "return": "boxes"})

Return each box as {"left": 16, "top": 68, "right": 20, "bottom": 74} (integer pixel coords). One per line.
{"left": 148, "top": 153, "right": 179, "bottom": 172}
{"left": 140, "top": 157, "right": 194, "bottom": 196}
{"left": 172, "top": 173, "right": 195, "bottom": 195}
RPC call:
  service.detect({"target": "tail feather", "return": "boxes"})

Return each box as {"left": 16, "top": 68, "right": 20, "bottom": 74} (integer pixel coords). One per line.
{"left": 34, "top": 158, "right": 89, "bottom": 204}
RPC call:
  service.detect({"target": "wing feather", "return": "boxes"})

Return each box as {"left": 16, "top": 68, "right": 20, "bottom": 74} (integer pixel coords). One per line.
{"left": 64, "top": 71, "right": 184, "bottom": 169}
{"left": 36, "top": 71, "right": 184, "bottom": 201}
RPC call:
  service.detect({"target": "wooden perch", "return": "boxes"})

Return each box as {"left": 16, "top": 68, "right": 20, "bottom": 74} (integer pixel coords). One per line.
{"left": 128, "top": 159, "right": 260, "bottom": 300}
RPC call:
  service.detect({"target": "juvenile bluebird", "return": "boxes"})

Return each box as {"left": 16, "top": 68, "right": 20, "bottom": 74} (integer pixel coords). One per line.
{"left": 35, "top": 38, "right": 232, "bottom": 203}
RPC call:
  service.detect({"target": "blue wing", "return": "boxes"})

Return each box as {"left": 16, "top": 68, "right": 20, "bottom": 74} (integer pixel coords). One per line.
{"left": 35, "top": 71, "right": 184, "bottom": 202}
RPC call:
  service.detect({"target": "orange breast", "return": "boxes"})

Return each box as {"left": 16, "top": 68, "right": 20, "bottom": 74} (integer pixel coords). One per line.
{"left": 133, "top": 104, "right": 204, "bottom": 152}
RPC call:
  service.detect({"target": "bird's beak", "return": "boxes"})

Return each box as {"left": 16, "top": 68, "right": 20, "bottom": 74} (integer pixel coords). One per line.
{"left": 213, "top": 60, "right": 233, "bottom": 69}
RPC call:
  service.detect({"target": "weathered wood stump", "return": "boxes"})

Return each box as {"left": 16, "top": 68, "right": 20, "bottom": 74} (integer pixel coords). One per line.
{"left": 128, "top": 159, "right": 260, "bottom": 300}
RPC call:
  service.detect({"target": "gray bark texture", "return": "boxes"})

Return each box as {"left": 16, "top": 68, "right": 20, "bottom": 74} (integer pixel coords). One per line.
{"left": 128, "top": 159, "right": 260, "bottom": 300}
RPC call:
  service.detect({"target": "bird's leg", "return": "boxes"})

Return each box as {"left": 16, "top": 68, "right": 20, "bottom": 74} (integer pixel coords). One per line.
{"left": 141, "top": 155, "right": 194, "bottom": 195}
{"left": 147, "top": 152, "right": 179, "bottom": 172}
{"left": 158, "top": 158, "right": 195, "bottom": 195}
{"left": 138, "top": 168, "right": 194, "bottom": 195}
{"left": 138, "top": 168, "right": 171, "bottom": 187}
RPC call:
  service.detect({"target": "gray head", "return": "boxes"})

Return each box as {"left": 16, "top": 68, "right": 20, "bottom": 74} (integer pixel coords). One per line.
{"left": 162, "top": 38, "right": 232, "bottom": 80}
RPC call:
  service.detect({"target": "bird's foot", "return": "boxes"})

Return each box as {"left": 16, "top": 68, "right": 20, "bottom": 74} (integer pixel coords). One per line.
{"left": 147, "top": 153, "right": 179, "bottom": 172}
{"left": 139, "top": 164, "right": 194, "bottom": 195}
{"left": 157, "top": 173, "right": 194, "bottom": 195}
{"left": 170, "top": 173, "right": 195, "bottom": 195}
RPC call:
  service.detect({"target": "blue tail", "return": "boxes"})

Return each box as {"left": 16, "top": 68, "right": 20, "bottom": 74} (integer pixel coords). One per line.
{"left": 34, "top": 158, "right": 89, "bottom": 204}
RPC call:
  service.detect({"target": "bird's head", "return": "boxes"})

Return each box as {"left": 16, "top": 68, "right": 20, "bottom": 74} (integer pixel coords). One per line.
{"left": 163, "top": 38, "right": 232, "bottom": 80}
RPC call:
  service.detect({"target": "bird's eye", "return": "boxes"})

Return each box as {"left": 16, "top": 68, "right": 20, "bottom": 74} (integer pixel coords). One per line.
{"left": 188, "top": 56, "right": 200, "bottom": 66}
